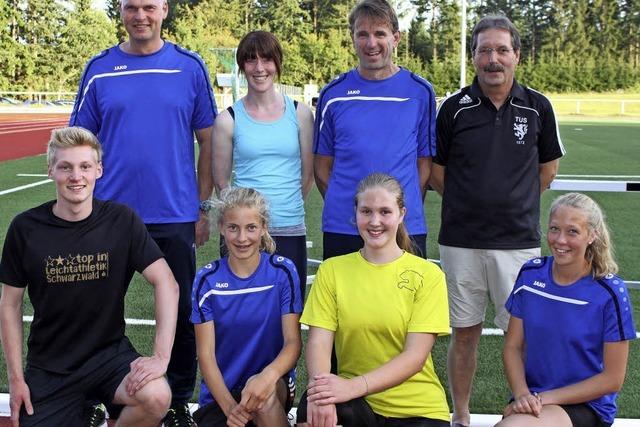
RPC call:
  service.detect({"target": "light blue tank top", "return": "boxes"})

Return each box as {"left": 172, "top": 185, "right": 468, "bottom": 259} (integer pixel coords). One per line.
{"left": 232, "top": 95, "right": 305, "bottom": 229}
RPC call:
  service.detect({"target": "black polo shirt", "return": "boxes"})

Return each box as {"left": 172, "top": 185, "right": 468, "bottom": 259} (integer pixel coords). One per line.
{"left": 434, "top": 78, "right": 565, "bottom": 249}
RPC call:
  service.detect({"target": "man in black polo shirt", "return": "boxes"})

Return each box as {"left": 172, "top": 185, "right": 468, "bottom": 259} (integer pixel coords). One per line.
{"left": 430, "top": 14, "right": 564, "bottom": 427}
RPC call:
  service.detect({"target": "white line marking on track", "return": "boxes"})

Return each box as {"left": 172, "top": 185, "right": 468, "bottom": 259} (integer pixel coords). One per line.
{"left": 0, "top": 124, "right": 67, "bottom": 135}
{"left": 0, "top": 179, "right": 52, "bottom": 196}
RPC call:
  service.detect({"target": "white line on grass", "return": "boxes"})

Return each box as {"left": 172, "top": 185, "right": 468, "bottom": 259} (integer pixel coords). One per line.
{"left": 19, "top": 316, "right": 640, "bottom": 338}
{"left": 557, "top": 174, "right": 640, "bottom": 179}
{"left": 16, "top": 173, "right": 48, "bottom": 177}
{"left": 0, "top": 179, "right": 52, "bottom": 196}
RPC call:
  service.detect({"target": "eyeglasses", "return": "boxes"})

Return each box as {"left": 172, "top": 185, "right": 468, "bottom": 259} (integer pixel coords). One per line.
{"left": 475, "top": 47, "right": 514, "bottom": 57}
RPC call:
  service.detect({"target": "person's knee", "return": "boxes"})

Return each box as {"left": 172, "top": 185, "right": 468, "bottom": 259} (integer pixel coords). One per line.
{"left": 135, "top": 377, "right": 172, "bottom": 419}
{"left": 451, "top": 324, "right": 483, "bottom": 349}
{"left": 254, "top": 389, "right": 282, "bottom": 416}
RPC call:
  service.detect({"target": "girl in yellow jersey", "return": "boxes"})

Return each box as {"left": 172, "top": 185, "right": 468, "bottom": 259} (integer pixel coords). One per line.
{"left": 298, "top": 173, "right": 450, "bottom": 427}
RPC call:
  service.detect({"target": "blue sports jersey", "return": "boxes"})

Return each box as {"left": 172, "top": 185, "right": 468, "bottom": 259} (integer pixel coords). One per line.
{"left": 190, "top": 252, "right": 302, "bottom": 407}
{"left": 313, "top": 68, "right": 436, "bottom": 235}
{"left": 505, "top": 256, "right": 637, "bottom": 424}
{"left": 70, "top": 41, "right": 217, "bottom": 223}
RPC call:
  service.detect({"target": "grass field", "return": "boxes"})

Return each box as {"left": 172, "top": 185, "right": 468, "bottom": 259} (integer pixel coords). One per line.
{"left": 1, "top": 120, "right": 639, "bottom": 417}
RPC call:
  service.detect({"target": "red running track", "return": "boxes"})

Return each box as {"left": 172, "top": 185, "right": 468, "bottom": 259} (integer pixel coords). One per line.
{"left": 0, "top": 113, "right": 70, "bottom": 162}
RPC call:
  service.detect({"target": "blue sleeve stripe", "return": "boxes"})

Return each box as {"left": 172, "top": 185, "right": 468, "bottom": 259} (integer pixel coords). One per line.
{"left": 194, "top": 261, "right": 220, "bottom": 323}
{"left": 173, "top": 44, "right": 218, "bottom": 118}
{"left": 596, "top": 278, "right": 628, "bottom": 341}
{"left": 70, "top": 49, "right": 109, "bottom": 125}
{"left": 268, "top": 254, "right": 297, "bottom": 313}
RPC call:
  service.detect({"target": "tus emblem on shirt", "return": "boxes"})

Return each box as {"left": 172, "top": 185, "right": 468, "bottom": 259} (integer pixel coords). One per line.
{"left": 514, "top": 116, "right": 528, "bottom": 144}
{"left": 45, "top": 252, "right": 109, "bottom": 284}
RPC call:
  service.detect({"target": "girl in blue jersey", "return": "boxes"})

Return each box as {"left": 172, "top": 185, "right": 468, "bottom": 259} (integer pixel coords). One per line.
{"left": 212, "top": 30, "right": 314, "bottom": 299}
{"left": 190, "top": 187, "right": 302, "bottom": 427}
{"left": 499, "top": 193, "right": 636, "bottom": 427}
{"left": 298, "top": 173, "right": 450, "bottom": 427}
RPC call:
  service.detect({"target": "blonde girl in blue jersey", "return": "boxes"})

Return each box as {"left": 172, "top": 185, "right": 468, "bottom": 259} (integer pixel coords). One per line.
{"left": 298, "top": 173, "right": 450, "bottom": 427}
{"left": 190, "top": 188, "right": 302, "bottom": 427}
{"left": 499, "top": 193, "right": 636, "bottom": 427}
{"left": 212, "top": 30, "right": 314, "bottom": 299}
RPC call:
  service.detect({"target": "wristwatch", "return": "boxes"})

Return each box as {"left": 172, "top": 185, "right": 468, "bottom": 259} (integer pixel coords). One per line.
{"left": 199, "top": 199, "right": 213, "bottom": 214}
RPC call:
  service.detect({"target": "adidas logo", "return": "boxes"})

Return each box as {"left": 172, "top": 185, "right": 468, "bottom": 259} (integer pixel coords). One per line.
{"left": 459, "top": 94, "right": 473, "bottom": 104}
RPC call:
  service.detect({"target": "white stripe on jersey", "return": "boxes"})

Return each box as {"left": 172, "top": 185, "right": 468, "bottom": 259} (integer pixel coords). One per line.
{"left": 198, "top": 285, "right": 274, "bottom": 307}
{"left": 77, "top": 69, "right": 182, "bottom": 113}
{"left": 319, "top": 96, "right": 410, "bottom": 132}
{"left": 514, "top": 285, "right": 589, "bottom": 305}
{"left": 452, "top": 99, "right": 481, "bottom": 119}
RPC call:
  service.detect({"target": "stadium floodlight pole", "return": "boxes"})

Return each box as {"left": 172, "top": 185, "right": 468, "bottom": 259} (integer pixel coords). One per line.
{"left": 460, "top": 0, "right": 467, "bottom": 88}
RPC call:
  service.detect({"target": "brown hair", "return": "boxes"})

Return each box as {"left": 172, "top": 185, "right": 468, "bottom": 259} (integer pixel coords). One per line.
{"left": 348, "top": 0, "right": 399, "bottom": 35}
{"left": 471, "top": 14, "right": 521, "bottom": 52}
{"left": 236, "top": 30, "right": 283, "bottom": 78}
{"left": 355, "top": 172, "right": 416, "bottom": 255}
{"left": 549, "top": 192, "right": 618, "bottom": 278}
{"left": 47, "top": 126, "right": 102, "bottom": 166}
{"left": 213, "top": 187, "right": 276, "bottom": 254}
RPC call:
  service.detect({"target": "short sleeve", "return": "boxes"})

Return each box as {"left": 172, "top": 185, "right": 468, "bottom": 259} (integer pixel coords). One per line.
{"left": 417, "top": 82, "right": 437, "bottom": 158}
{"left": 505, "top": 267, "right": 525, "bottom": 318}
{"left": 272, "top": 255, "right": 302, "bottom": 315}
{"left": 191, "top": 60, "right": 217, "bottom": 130}
{"left": 537, "top": 96, "right": 564, "bottom": 163}
{"left": 312, "top": 90, "right": 335, "bottom": 156}
{"left": 300, "top": 261, "right": 337, "bottom": 331}
{"left": 407, "top": 264, "right": 450, "bottom": 335}
{"left": 434, "top": 99, "right": 453, "bottom": 166}
{"left": 69, "top": 63, "right": 101, "bottom": 134}
{"left": 0, "top": 217, "right": 28, "bottom": 288}
{"left": 603, "top": 278, "right": 637, "bottom": 342}
{"left": 190, "top": 263, "right": 218, "bottom": 325}
{"left": 126, "top": 208, "right": 163, "bottom": 273}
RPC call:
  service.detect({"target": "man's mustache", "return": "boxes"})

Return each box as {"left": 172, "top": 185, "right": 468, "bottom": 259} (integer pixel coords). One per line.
{"left": 484, "top": 63, "right": 505, "bottom": 72}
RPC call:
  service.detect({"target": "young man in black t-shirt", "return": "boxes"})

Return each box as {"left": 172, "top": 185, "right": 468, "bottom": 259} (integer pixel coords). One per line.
{"left": 0, "top": 127, "right": 179, "bottom": 426}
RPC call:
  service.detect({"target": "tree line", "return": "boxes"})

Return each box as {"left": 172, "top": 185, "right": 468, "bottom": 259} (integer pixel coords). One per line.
{"left": 1, "top": 0, "right": 639, "bottom": 96}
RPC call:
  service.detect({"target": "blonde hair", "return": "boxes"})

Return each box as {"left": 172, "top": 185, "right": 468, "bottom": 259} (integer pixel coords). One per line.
{"left": 213, "top": 187, "right": 276, "bottom": 254}
{"left": 47, "top": 127, "right": 102, "bottom": 166}
{"left": 549, "top": 192, "right": 618, "bottom": 278}
{"left": 355, "top": 172, "right": 416, "bottom": 255}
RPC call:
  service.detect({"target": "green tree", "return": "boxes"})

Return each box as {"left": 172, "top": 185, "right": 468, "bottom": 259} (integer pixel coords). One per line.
{"left": 61, "top": 8, "right": 117, "bottom": 91}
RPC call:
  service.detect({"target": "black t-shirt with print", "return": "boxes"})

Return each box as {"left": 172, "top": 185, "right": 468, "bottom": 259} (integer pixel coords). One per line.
{"left": 0, "top": 199, "right": 163, "bottom": 374}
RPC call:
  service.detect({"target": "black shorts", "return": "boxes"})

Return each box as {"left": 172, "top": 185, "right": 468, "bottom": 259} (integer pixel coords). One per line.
{"left": 20, "top": 337, "right": 140, "bottom": 426}
{"left": 192, "top": 375, "right": 295, "bottom": 427}
{"left": 560, "top": 403, "right": 611, "bottom": 427}
{"left": 296, "top": 390, "right": 449, "bottom": 427}
{"left": 323, "top": 232, "right": 427, "bottom": 260}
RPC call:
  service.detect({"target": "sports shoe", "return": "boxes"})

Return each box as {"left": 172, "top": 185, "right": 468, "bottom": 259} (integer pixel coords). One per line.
{"left": 84, "top": 403, "right": 106, "bottom": 427}
{"left": 163, "top": 403, "right": 196, "bottom": 427}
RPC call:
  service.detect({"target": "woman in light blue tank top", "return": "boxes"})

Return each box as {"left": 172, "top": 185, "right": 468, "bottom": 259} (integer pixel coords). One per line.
{"left": 213, "top": 30, "right": 314, "bottom": 298}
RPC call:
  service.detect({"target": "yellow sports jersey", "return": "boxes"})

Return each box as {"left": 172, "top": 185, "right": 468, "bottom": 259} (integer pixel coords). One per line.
{"left": 301, "top": 251, "right": 450, "bottom": 420}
